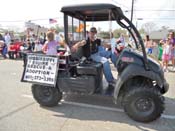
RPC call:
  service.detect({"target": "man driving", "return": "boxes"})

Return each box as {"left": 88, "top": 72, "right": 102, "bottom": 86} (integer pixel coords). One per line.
{"left": 72, "top": 27, "right": 116, "bottom": 93}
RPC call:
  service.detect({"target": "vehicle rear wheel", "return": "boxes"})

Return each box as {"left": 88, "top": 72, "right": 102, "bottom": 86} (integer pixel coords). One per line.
{"left": 32, "top": 84, "right": 62, "bottom": 107}
{"left": 123, "top": 86, "right": 164, "bottom": 122}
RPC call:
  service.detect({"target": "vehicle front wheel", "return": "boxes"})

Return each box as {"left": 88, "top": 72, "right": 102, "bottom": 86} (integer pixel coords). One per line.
{"left": 123, "top": 87, "right": 164, "bottom": 122}
{"left": 32, "top": 84, "right": 62, "bottom": 107}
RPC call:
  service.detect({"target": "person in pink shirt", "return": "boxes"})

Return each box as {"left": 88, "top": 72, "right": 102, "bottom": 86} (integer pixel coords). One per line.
{"left": 168, "top": 31, "right": 175, "bottom": 71}
{"left": 162, "top": 38, "right": 171, "bottom": 72}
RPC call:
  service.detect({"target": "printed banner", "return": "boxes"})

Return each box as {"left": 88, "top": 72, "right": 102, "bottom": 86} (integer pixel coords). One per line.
{"left": 22, "top": 54, "right": 59, "bottom": 86}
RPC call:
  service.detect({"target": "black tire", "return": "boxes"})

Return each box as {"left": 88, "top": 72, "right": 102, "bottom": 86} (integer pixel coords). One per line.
{"left": 123, "top": 87, "right": 164, "bottom": 122}
{"left": 32, "top": 84, "right": 62, "bottom": 107}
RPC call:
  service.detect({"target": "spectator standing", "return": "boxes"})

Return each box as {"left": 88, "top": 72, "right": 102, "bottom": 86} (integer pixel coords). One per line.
{"left": 42, "top": 31, "right": 58, "bottom": 55}
{"left": 158, "top": 40, "right": 164, "bottom": 61}
{"left": 108, "top": 32, "right": 118, "bottom": 65}
{"left": 152, "top": 41, "right": 159, "bottom": 59}
{"left": 30, "top": 34, "right": 36, "bottom": 51}
{"left": 162, "top": 38, "right": 171, "bottom": 72}
{"left": 23, "top": 39, "right": 33, "bottom": 66}
{"left": 4, "top": 32, "right": 11, "bottom": 46}
{"left": 144, "top": 35, "right": 153, "bottom": 54}
{"left": 34, "top": 39, "right": 43, "bottom": 52}
{"left": 43, "top": 33, "right": 47, "bottom": 44}
{"left": 54, "top": 30, "right": 61, "bottom": 43}
{"left": 0, "top": 40, "right": 7, "bottom": 59}
{"left": 119, "top": 33, "right": 125, "bottom": 44}
{"left": 0, "top": 33, "right": 7, "bottom": 58}
{"left": 168, "top": 31, "right": 175, "bottom": 71}
{"left": 39, "top": 32, "right": 44, "bottom": 45}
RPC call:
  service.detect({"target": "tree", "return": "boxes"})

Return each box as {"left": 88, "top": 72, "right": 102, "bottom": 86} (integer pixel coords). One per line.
{"left": 113, "top": 28, "right": 127, "bottom": 38}
{"left": 139, "top": 28, "right": 146, "bottom": 35}
{"left": 98, "top": 31, "right": 110, "bottom": 39}
{"left": 141, "top": 22, "right": 157, "bottom": 35}
{"left": 51, "top": 24, "right": 64, "bottom": 32}
{"left": 97, "top": 27, "right": 102, "bottom": 33}
{"left": 161, "top": 26, "right": 169, "bottom": 30}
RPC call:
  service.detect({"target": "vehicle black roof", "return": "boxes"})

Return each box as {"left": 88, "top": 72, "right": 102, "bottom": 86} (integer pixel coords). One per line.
{"left": 61, "top": 3, "right": 123, "bottom": 21}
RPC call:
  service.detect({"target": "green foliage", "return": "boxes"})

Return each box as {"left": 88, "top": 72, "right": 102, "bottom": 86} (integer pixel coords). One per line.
{"left": 139, "top": 28, "right": 146, "bottom": 35}
{"left": 113, "top": 28, "right": 127, "bottom": 38}
{"left": 49, "top": 24, "right": 64, "bottom": 32}
{"left": 98, "top": 28, "right": 128, "bottom": 39}
{"left": 98, "top": 31, "right": 110, "bottom": 39}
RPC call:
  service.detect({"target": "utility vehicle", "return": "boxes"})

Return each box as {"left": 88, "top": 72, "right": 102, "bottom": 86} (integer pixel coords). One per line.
{"left": 21, "top": 3, "right": 169, "bottom": 122}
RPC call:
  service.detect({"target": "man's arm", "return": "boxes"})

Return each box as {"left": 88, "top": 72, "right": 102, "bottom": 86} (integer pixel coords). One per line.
{"left": 72, "top": 40, "right": 86, "bottom": 52}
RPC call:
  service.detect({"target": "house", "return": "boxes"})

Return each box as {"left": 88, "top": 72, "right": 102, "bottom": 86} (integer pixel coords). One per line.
{"left": 149, "top": 29, "right": 175, "bottom": 43}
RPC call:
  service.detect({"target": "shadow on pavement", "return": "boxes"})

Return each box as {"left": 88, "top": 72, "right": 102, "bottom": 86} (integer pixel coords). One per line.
{"left": 0, "top": 102, "right": 35, "bottom": 121}
{"left": 41, "top": 94, "right": 175, "bottom": 131}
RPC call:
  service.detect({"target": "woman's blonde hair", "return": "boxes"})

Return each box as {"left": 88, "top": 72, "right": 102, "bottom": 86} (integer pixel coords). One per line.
{"left": 46, "top": 31, "right": 54, "bottom": 41}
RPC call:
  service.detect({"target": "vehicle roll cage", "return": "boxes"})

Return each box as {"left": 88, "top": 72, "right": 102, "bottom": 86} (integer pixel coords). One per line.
{"left": 61, "top": 3, "right": 149, "bottom": 70}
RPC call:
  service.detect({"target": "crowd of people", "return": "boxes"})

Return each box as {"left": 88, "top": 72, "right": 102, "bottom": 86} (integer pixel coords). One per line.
{"left": 0, "top": 30, "right": 69, "bottom": 59}
{"left": 144, "top": 32, "right": 175, "bottom": 72}
{"left": 0, "top": 28, "right": 175, "bottom": 74}
{"left": 0, "top": 27, "right": 174, "bottom": 95}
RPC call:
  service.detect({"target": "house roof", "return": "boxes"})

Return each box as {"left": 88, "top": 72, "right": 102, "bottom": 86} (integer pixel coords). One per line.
{"left": 149, "top": 30, "right": 169, "bottom": 40}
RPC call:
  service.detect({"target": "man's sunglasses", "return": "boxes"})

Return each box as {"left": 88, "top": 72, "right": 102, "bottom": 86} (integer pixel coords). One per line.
{"left": 91, "top": 31, "right": 97, "bottom": 33}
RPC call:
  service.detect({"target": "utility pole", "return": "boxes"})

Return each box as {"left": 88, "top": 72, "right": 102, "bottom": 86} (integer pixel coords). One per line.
{"left": 131, "top": 0, "right": 134, "bottom": 22}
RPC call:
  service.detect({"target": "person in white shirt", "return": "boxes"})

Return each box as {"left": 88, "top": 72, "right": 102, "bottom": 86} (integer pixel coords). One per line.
{"left": 34, "top": 39, "right": 43, "bottom": 52}
{"left": 54, "top": 30, "right": 60, "bottom": 43}
{"left": 4, "top": 32, "right": 11, "bottom": 46}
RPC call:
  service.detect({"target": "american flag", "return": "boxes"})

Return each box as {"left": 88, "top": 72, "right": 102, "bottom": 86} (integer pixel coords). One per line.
{"left": 49, "top": 18, "right": 57, "bottom": 24}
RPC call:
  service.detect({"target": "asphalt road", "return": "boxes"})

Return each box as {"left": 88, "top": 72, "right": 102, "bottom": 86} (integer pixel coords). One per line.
{"left": 0, "top": 59, "right": 175, "bottom": 131}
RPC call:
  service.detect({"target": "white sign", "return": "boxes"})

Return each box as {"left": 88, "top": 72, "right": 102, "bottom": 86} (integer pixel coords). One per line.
{"left": 22, "top": 54, "right": 58, "bottom": 86}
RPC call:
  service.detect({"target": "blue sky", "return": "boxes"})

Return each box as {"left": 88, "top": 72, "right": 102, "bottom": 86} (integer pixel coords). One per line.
{"left": 0, "top": 0, "right": 174, "bottom": 30}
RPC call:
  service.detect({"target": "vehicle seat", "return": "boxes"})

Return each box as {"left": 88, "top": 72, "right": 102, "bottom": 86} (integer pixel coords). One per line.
{"left": 77, "top": 61, "right": 102, "bottom": 75}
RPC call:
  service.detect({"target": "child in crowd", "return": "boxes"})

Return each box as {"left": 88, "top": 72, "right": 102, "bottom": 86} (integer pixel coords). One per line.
{"left": 42, "top": 30, "right": 70, "bottom": 56}
{"left": 162, "top": 38, "right": 171, "bottom": 72}
{"left": 158, "top": 40, "right": 164, "bottom": 61}
{"left": 42, "top": 31, "right": 58, "bottom": 55}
